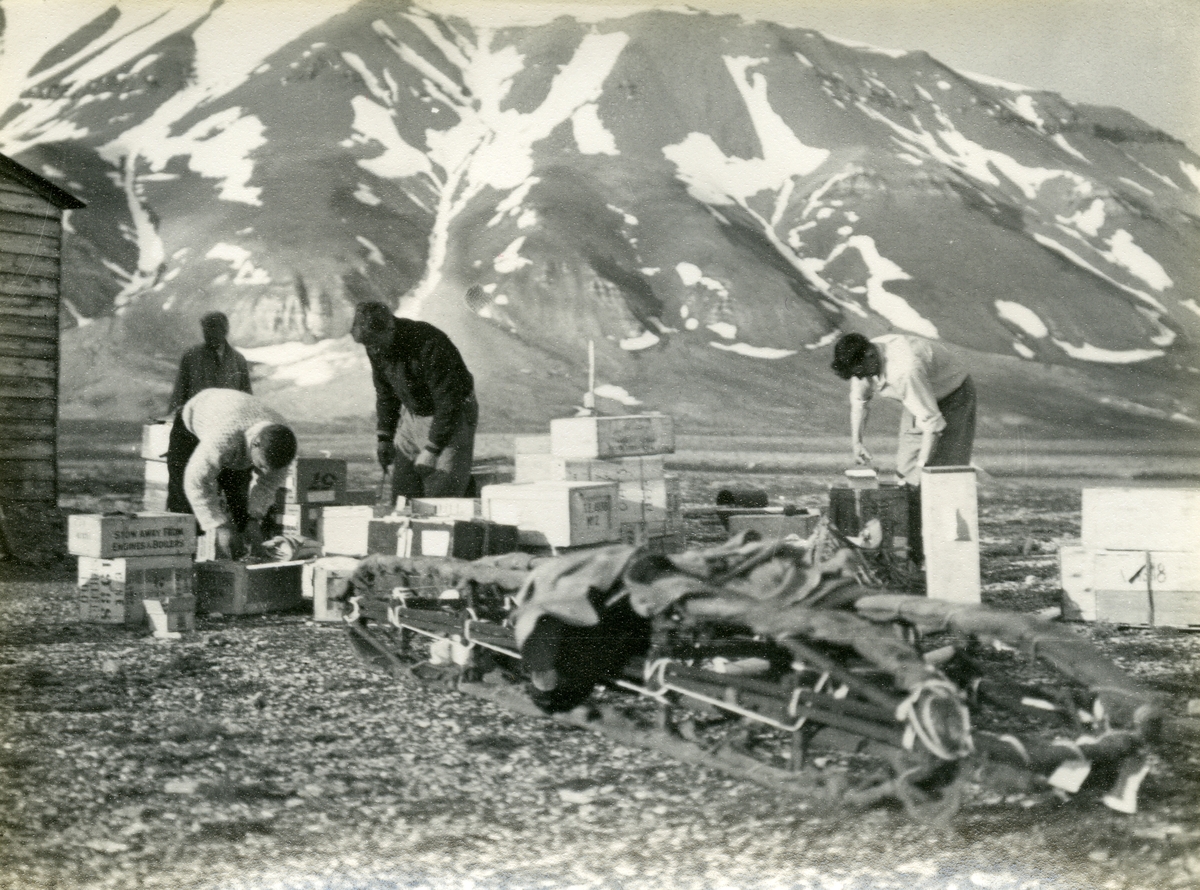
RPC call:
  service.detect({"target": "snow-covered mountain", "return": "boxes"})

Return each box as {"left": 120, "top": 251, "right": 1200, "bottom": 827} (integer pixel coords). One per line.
{"left": 3, "top": 0, "right": 1199, "bottom": 435}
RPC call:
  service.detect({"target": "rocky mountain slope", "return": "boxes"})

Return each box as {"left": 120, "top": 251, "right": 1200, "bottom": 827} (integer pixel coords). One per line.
{"left": 2, "top": 0, "right": 1198, "bottom": 435}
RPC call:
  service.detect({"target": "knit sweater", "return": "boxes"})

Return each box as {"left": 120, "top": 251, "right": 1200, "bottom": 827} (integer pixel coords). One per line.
{"left": 179, "top": 389, "right": 290, "bottom": 531}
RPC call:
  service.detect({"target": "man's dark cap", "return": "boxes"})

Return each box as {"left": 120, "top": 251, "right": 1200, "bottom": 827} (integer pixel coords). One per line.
{"left": 831, "top": 333, "right": 873, "bottom": 379}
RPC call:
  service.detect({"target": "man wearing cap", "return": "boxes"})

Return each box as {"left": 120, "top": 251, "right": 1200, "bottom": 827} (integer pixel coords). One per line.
{"left": 830, "top": 332, "right": 976, "bottom": 565}
{"left": 350, "top": 301, "right": 478, "bottom": 501}
{"left": 168, "top": 311, "right": 253, "bottom": 412}
{"left": 165, "top": 389, "right": 298, "bottom": 559}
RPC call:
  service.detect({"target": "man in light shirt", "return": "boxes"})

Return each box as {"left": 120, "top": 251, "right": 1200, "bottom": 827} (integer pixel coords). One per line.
{"left": 830, "top": 332, "right": 976, "bottom": 566}
{"left": 165, "top": 389, "right": 298, "bottom": 559}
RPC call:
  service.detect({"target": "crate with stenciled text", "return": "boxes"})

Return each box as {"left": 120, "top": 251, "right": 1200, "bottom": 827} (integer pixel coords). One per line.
{"left": 481, "top": 481, "right": 618, "bottom": 548}
{"left": 549, "top": 415, "right": 674, "bottom": 460}
{"left": 68, "top": 512, "right": 197, "bottom": 559}
{"left": 194, "top": 560, "right": 306, "bottom": 616}
{"left": 283, "top": 458, "right": 348, "bottom": 505}
{"left": 77, "top": 555, "right": 194, "bottom": 625}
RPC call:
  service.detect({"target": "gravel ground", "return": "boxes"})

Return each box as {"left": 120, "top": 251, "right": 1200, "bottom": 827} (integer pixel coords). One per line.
{"left": 1, "top": 478, "right": 1198, "bottom": 890}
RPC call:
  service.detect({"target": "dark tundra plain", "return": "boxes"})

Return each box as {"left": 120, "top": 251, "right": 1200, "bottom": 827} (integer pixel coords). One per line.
{"left": 0, "top": 422, "right": 1197, "bottom": 890}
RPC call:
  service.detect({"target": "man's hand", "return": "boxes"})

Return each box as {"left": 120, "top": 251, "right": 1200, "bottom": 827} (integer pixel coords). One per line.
{"left": 414, "top": 447, "right": 438, "bottom": 475}
{"left": 376, "top": 439, "right": 396, "bottom": 470}
{"left": 853, "top": 441, "right": 873, "bottom": 465}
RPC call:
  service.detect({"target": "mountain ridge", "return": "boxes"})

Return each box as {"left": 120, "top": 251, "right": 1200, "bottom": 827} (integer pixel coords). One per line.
{"left": 2, "top": 0, "right": 1198, "bottom": 436}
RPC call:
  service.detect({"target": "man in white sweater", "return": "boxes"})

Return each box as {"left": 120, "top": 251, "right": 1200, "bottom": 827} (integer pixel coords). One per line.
{"left": 165, "top": 389, "right": 297, "bottom": 559}
{"left": 831, "top": 332, "right": 976, "bottom": 566}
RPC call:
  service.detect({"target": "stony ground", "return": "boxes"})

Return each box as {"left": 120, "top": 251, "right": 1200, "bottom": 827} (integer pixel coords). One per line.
{"left": 0, "top": 474, "right": 1198, "bottom": 890}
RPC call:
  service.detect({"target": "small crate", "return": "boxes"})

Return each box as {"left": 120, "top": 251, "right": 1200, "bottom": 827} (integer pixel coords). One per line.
{"left": 68, "top": 512, "right": 197, "bottom": 559}
{"left": 144, "top": 595, "right": 197, "bottom": 634}
{"left": 279, "top": 503, "right": 322, "bottom": 540}
{"left": 141, "top": 422, "right": 173, "bottom": 461}
{"left": 303, "top": 556, "right": 360, "bottom": 623}
{"left": 77, "top": 555, "right": 194, "bottom": 625}
{"left": 481, "top": 481, "right": 619, "bottom": 548}
{"left": 1082, "top": 488, "right": 1200, "bottom": 552}
{"left": 1060, "top": 544, "right": 1200, "bottom": 626}
{"left": 319, "top": 508, "right": 409, "bottom": 557}
{"left": 143, "top": 460, "right": 169, "bottom": 512}
{"left": 726, "top": 510, "right": 822, "bottom": 541}
{"left": 514, "top": 452, "right": 554, "bottom": 483}
{"left": 409, "top": 498, "right": 482, "bottom": 520}
{"left": 549, "top": 414, "right": 675, "bottom": 459}
{"left": 194, "top": 560, "right": 306, "bottom": 616}
{"left": 284, "top": 458, "right": 348, "bottom": 505}
{"left": 615, "top": 475, "right": 681, "bottom": 525}
{"left": 399, "top": 518, "right": 519, "bottom": 560}
{"left": 548, "top": 455, "right": 666, "bottom": 483}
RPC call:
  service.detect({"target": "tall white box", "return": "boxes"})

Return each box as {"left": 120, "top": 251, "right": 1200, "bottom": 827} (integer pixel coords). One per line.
{"left": 549, "top": 415, "right": 674, "bottom": 459}
{"left": 141, "top": 422, "right": 173, "bottom": 460}
{"left": 1081, "top": 488, "right": 1200, "bottom": 552}
{"left": 481, "top": 481, "right": 619, "bottom": 548}
{"left": 921, "top": 467, "right": 980, "bottom": 604}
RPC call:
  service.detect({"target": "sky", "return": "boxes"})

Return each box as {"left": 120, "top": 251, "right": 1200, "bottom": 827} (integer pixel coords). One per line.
{"left": 425, "top": 0, "right": 1200, "bottom": 149}
{"left": 1, "top": 0, "right": 1196, "bottom": 147}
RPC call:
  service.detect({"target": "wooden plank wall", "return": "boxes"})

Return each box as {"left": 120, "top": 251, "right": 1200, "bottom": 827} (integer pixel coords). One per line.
{"left": 0, "top": 175, "right": 62, "bottom": 504}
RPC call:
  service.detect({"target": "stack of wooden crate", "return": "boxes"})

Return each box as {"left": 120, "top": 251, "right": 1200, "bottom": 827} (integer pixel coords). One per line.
{"left": 1060, "top": 488, "right": 1200, "bottom": 627}
{"left": 69, "top": 512, "right": 197, "bottom": 630}
{"left": 484, "top": 413, "right": 682, "bottom": 552}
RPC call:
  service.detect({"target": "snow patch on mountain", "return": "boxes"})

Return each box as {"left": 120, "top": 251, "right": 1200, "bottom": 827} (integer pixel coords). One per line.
{"left": 1057, "top": 199, "right": 1106, "bottom": 237}
{"left": 1181, "top": 162, "right": 1200, "bottom": 191}
{"left": 354, "top": 184, "right": 382, "bottom": 206}
{"left": 662, "top": 56, "right": 829, "bottom": 205}
{"left": 995, "top": 300, "right": 1048, "bottom": 338}
{"left": 1002, "top": 95, "right": 1044, "bottom": 129}
{"left": 1106, "top": 230, "right": 1172, "bottom": 291}
{"left": 1032, "top": 233, "right": 1168, "bottom": 314}
{"left": 1053, "top": 340, "right": 1164, "bottom": 363}
{"left": 572, "top": 104, "right": 618, "bottom": 155}
{"left": 958, "top": 69, "right": 1033, "bottom": 92}
{"left": 356, "top": 236, "right": 386, "bottom": 266}
{"left": 1053, "top": 135, "right": 1089, "bottom": 163}
{"left": 494, "top": 237, "right": 531, "bottom": 273}
{"left": 676, "top": 263, "right": 728, "bottom": 296}
{"left": 241, "top": 336, "right": 369, "bottom": 387}
{"left": 821, "top": 35, "right": 907, "bottom": 59}
{"left": 709, "top": 341, "right": 796, "bottom": 359}
{"left": 206, "top": 243, "right": 270, "bottom": 286}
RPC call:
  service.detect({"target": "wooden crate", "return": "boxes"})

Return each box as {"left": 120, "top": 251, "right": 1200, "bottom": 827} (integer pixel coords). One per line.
{"left": 1082, "top": 488, "right": 1200, "bottom": 552}
{"left": 399, "top": 518, "right": 519, "bottom": 559}
{"left": 1060, "top": 544, "right": 1200, "bottom": 626}
{"left": 548, "top": 455, "right": 666, "bottom": 483}
{"left": 514, "top": 453, "right": 553, "bottom": 483}
{"left": 283, "top": 458, "right": 348, "bottom": 505}
{"left": 77, "top": 555, "right": 194, "bottom": 625}
{"left": 549, "top": 414, "right": 674, "bottom": 459}
{"left": 481, "top": 481, "right": 619, "bottom": 548}
{"left": 615, "top": 475, "right": 681, "bottom": 526}
{"left": 828, "top": 485, "right": 908, "bottom": 556}
{"left": 319, "top": 508, "right": 408, "bottom": 557}
{"left": 194, "top": 560, "right": 306, "bottom": 616}
{"left": 920, "top": 467, "right": 980, "bottom": 605}
{"left": 726, "top": 510, "right": 822, "bottom": 541}
{"left": 279, "top": 503, "right": 322, "bottom": 539}
{"left": 68, "top": 512, "right": 196, "bottom": 559}
{"left": 302, "top": 556, "right": 360, "bottom": 623}
{"left": 409, "top": 498, "right": 481, "bottom": 520}
{"left": 141, "top": 422, "right": 172, "bottom": 461}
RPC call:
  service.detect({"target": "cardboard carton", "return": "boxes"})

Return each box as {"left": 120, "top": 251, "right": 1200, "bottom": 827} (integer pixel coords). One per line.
{"left": 68, "top": 512, "right": 197, "bottom": 559}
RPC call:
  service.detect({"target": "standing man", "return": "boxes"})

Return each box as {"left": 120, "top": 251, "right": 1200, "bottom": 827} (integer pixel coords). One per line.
{"left": 350, "top": 301, "right": 478, "bottom": 501}
{"left": 830, "top": 332, "right": 976, "bottom": 566}
{"left": 165, "top": 389, "right": 298, "bottom": 560}
{"left": 168, "top": 311, "right": 253, "bottom": 412}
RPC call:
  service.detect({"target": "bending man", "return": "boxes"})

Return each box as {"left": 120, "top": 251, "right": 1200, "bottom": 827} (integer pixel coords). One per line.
{"left": 350, "top": 301, "right": 478, "bottom": 501}
{"left": 830, "top": 332, "right": 976, "bottom": 566}
{"left": 166, "top": 389, "right": 297, "bottom": 559}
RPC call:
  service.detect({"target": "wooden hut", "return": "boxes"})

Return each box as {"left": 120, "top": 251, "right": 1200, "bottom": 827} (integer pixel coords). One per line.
{"left": 0, "top": 152, "right": 85, "bottom": 562}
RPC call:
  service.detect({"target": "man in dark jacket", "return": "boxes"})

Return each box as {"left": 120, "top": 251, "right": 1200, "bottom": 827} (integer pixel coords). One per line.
{"left": 168, "top": 311, "right": 252, "bottom": 412}
{"left": 350, "top": 301, "right": 478, "bottom": 501}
